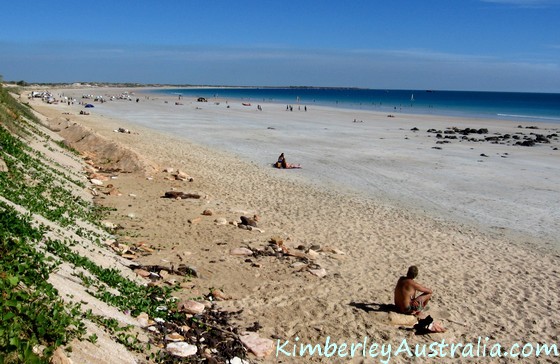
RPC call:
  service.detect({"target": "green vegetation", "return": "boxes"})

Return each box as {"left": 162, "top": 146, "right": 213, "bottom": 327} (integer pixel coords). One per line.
{"left": 0, "top": 123, "right": 91, "bottom": 227}
{"left": 0, "top": 202, "right": 86, "bottom": 363}
{"left": 0, "top": 85, "right": 190, "bottom": 362}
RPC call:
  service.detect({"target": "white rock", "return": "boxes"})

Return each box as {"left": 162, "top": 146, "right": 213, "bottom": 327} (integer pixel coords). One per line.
{"left": 90, "top": 178, "right": 103, "bottom": 186}
{"left": 228, "top": 357, "right": 249, "bottom": 364}
{"left": 166, "top": 342, "right": 197, "bottom": 357}
{"left": 101, "top": 220, "right": 116, "bottom": 229}
{"left": 179, "top": 300, "right": 205, "bottom": 314}
{"left": 0, "top": 157, "right": 8, "bottom": 172}
{"left": 308, "top": 268, "right": 327, "bottom": 278}
{"left": 307, "top": 249, "right": 320, "bottom": 259}
{"left": 136, "top": 312, "right": 150, "bottom": 327}
{"left": 230, "top": 247, "right": 253, "bottom": 256}
{"left": 239, "top": 332, "right": 274, "bottom": 358}
{"left": 214, "top": 217, "right": 228, "bottom": 225}
{"left": 388, "top": 312, "right": 418, "bottom": 326}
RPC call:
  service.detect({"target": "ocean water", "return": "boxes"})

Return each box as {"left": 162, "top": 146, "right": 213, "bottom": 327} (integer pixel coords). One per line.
{"left": 150, "top": 88, "right": 560, "bottom": 123}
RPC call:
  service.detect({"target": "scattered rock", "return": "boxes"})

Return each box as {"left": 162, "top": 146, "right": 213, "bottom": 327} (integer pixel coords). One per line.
{"left": 188, "top": 217, "right": 202, "bottom": 224}
{"left": 0, "top": 157, "right": 8, "bottom": 172}
{"left": 228, "top": 357, "right": 249, "bottom": 364}
{"left": 165, "top": 332, "right": 185, "bottom": 342}
{"left": 308, "top": 267, "right": 327, "bottom": 278}
{"left": 134, "top": 269, "right": 151, "bottom": 278}
{"left": 202, "top": 209, "right": 213, "bottom": 216}
{"left": 32, "top": 344, "right": 46, "bottom": 356}
{"left": 239, "top": 332, "right": 274, "bottom": 358}
{"left": 136, "top": 312, "right": 151, "bottom": 327}
{"left": 101, "top": 220, "right": 117, "bottom": 230}
{"left": 389, "top": 312, "right": 418, "bottom": 326}
{"left": 214, "top": 217, "right": 228, "bottom": 225}
{"left": 211, "top": 289, "right": 231, "bottom": 301}
{"left": 230, "top": 247, "right": 254, "bottom": 256}
{"left": 179, "top": 300, "right": 205, "bottom": 314}
{"left": 159, "top": 270, "right": 170, "bottom": 280}
{"left": 307, "top": 249, "right": 320, "bottom": 259}
{"left": 105, "top": 187, "right": 121, "bottom": 196}
{"left": 320, "top": 246, "right": 345, "bottom": 255}
{"left": 89, "top": 173, "right": 109, "bottom": 181}
{"left": 291, "top": 262, "right": 308, "bottom": 269}
{"left": 90, "top": 178, "right": 103, "bottom": 186}
{"left": 50, "top": 347, "right": 72, "bottom": 364}
{"left": 166, "top": 342, "right": 197, "bottom": 357}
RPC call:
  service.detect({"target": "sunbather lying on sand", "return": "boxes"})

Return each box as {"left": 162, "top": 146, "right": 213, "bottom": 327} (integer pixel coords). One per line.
{"left": 240, "top": 215, "right": 259, "bottom": 227}
{"left": 274, "top": 153, "right": 302, "bottom": 169}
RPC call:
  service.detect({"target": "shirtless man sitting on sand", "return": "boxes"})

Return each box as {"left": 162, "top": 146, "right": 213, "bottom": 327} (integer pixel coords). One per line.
{"left": 394, "top": 265, "right": 432, "bottom": 316}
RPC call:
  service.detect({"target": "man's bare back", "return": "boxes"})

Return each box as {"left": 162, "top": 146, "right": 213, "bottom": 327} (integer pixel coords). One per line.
{"left": 394, "top": 266, "right": 433, "bottom": 315}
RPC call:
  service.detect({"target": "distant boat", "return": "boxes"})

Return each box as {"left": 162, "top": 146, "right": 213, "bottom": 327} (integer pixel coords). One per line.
{"left": 411, "top": 94, "right": 415, "bottom": 102}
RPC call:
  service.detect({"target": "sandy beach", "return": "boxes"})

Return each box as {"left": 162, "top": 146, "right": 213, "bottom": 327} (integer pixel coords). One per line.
{"left": 31, "top": 87, "right": 559, "bottom": 363}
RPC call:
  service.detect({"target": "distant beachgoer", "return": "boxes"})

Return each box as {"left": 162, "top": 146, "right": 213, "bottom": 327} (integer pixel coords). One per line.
{"left": 274, "top": 153, "right": 302, "bottom": 169}
{"left": 276, "top": 153, "right": 288, "bottom": 169}
{"left": 394, "top": 266, "right": 433, "bottom": 315}
{"left": 240, "top": 215, "right": 259, "bottom": 227}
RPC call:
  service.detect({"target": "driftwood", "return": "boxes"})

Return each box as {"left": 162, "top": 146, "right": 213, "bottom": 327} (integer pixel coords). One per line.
{"left": 163, "top": 191, "right": 201, "bottom": 199}
{"left": 129, "top": 263, "right": 199, "bottom": 277}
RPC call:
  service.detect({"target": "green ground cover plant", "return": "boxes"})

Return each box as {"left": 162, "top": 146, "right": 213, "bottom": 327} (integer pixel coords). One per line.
{"left": 0, "top": 86, "right": 194, "bottom": 362}
{"left": 0, "top": 202, "right": 86, "bottom": 363}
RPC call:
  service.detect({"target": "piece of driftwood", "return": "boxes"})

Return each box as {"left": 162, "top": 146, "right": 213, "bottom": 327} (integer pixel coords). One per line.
{"left": 163, "top": 191, "right": 202, "bottom": 199}
{"left": 128, "top": 263, "right": 198, "bottom": 277}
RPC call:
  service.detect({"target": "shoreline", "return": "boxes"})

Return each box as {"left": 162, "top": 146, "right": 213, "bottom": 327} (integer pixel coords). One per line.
{"left": 141, "top": 87, "right": 560, "bottom": 124}
{"left": 27, "top": 87, "right": 560, "bottom": 362}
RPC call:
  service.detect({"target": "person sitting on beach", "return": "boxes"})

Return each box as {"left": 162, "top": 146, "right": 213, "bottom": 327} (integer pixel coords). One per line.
{"left": 276, "top": 153, "right": 288, "bottom": 169}
{"left": 394, "top": 265, "right": 433, "bottom": 315}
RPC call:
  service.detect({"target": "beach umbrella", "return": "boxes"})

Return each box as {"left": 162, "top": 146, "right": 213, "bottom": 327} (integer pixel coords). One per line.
{"left": 85, "top": 104, "right": 94, "bottom": 108}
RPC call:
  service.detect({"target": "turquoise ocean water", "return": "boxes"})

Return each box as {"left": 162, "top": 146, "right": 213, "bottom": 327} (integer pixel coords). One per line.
{"left": 150, "top": 88, "right": 560, "bottom": 123}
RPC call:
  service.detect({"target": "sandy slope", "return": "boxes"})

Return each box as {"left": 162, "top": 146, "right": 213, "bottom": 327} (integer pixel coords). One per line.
{"left": 31, "top": 88, "right": 560, "bottom": 363}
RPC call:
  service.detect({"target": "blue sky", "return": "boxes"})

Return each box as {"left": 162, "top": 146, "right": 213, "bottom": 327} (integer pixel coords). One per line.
{"left": 1, "top": 0, "right": 559, "bottom": 92}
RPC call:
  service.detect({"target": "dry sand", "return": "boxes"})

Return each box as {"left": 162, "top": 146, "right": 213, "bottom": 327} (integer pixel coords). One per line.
{"left": 31, "top": 88, "right": 559, "bottom": 363}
